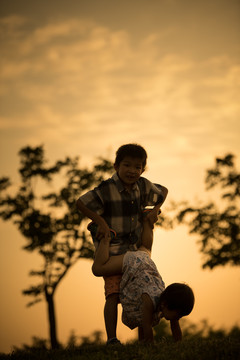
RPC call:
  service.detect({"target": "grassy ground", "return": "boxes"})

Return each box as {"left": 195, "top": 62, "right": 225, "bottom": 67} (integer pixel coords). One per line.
{"left": 1, "top": 337, "right": 240, "bottom": 360}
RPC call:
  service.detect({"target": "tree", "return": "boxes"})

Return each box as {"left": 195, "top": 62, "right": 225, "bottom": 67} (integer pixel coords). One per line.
{"left": 175, "top": 154, "right": 240, "bottom": 269}
{"left": 0, "top": 145, "right": 113, "bottom": 348}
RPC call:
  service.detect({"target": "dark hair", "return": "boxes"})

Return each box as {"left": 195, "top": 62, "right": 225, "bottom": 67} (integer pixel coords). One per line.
{"left": 160, "top": 283, "right": 195, "bottom": 317}
{"left": 114, "top": 144, "right": 147, "bottom": 170}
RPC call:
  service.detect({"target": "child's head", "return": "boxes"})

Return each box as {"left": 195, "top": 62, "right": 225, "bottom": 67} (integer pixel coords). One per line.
{"left": 159, "top": 283, "right": 195, "bottom": 320}
{"left": 114, "top": 144, "right": 147, "bottom": 172}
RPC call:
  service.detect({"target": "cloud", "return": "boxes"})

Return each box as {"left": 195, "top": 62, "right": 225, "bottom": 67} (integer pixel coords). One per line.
{"left": 0, "top": 15, "right": 239, "bottom": 167}
{"left": 0, "top": 14, "right": 27, "bottom": 32}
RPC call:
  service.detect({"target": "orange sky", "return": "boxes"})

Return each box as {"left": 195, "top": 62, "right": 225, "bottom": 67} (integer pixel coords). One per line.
{"left": 0, "top": 0, "right": 240, "bottom": 354}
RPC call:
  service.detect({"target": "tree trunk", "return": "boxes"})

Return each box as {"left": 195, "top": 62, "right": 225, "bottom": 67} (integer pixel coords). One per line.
{"left": 44, "top": 287, "right": 59, "bottom": 349}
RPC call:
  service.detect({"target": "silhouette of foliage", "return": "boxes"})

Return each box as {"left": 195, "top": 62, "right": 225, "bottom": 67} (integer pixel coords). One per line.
{"left": 174, "top": 154, "right": 240, "bottom": 269}
{"left": 0, "top": 145, "right": 114, "bottom": 349}
{"left": 13, "top": 336, "right": 49, "bottom": 352}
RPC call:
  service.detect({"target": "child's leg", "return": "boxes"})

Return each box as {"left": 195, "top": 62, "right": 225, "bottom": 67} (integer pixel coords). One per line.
{"left": 92, "top": 237, "right": 124, "bottom": 277}
{"left": 140, "top": 218, "right": 154, "bottom": 253}
{"left": 90, "top": 228, "right": 123, "bottom": 344}
{"left": 93, "top": 240, "right": 122, "bottom": 343}
{"left": 104, "top": 275, "right": 121, "bottom": 342}
{"left": 104, "top": 293, "right": 119, "bottom": 341}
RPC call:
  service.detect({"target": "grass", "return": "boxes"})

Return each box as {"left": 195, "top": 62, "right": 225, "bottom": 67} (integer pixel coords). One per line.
{"left": 1, "top": 322, "right": 240, "bottom": 359}
{"left": 1, "top": 337, "right": 240, "bottom": 360}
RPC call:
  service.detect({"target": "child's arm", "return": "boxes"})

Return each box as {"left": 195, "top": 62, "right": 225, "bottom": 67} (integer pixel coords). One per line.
{"left": 76, "top": 198, "right": 110, "bottom": 240}
{"left": 170, "top": 319, "right": 182, "bottom": 342}
{"left": 141, "top": 293, "right": 154, "bottom": 342}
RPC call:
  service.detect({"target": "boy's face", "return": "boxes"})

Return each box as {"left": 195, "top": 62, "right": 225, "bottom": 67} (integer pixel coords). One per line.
{"left": 114, "top": 156, "right": 144, "bottom": 188}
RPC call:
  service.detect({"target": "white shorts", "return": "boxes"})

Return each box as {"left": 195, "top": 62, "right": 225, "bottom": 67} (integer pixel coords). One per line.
{"left": 120, "top": 250, "right": 165, "bottom": 329}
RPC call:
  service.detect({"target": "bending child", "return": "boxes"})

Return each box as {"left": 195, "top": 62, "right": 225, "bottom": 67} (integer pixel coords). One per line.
{"left": 92, "top": 211, "right": 195, "bottom": 343}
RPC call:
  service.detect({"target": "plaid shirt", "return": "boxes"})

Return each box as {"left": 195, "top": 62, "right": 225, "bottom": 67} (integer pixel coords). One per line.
{"left": 79, "top": 172, "right": 165, "bottom": 255}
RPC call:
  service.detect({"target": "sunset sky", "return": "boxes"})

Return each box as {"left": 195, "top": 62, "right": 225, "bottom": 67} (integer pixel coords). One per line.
{"left": 0, "top": 0, "right": 240, "bottom": 354}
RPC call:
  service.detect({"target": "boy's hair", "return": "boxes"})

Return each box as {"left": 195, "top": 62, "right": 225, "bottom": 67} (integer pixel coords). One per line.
{"left": 160, "top": 283, "right": 195, "bottom": 318}
{"left": 114, "top": 144, "right": 147, "bottom": 170}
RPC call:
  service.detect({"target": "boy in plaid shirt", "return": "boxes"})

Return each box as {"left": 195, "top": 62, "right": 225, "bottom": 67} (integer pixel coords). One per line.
{"left": 76, "top": 144, "right": 168, "bottom": 344}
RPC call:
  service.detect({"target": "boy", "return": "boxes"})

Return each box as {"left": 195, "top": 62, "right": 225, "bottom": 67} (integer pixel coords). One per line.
{"left": 92, "top": 211, "right": 195, "bottom": 343}
{"left": 76, "top": 144, "right": 168, "bottom": 344}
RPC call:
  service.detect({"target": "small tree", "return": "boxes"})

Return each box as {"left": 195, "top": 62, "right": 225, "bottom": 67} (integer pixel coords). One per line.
{"left": 0, "top": 145, "right": 113, "bottom": 348}
{"left": 175, "top": 154, "right": 240, "bottom": 269}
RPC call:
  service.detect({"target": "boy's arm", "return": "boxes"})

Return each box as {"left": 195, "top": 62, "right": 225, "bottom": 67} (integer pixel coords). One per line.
{"left": 154, "top": 184, "right": 168, "bottom": 209}
{"left": 76, "top": 198, "right": 110, "bottom": 239}
{"left": 158, "top": 185, "right": 168, "bottom": 206}
{"left": 170, "top": 319, "right": 182, "bottom": 342}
